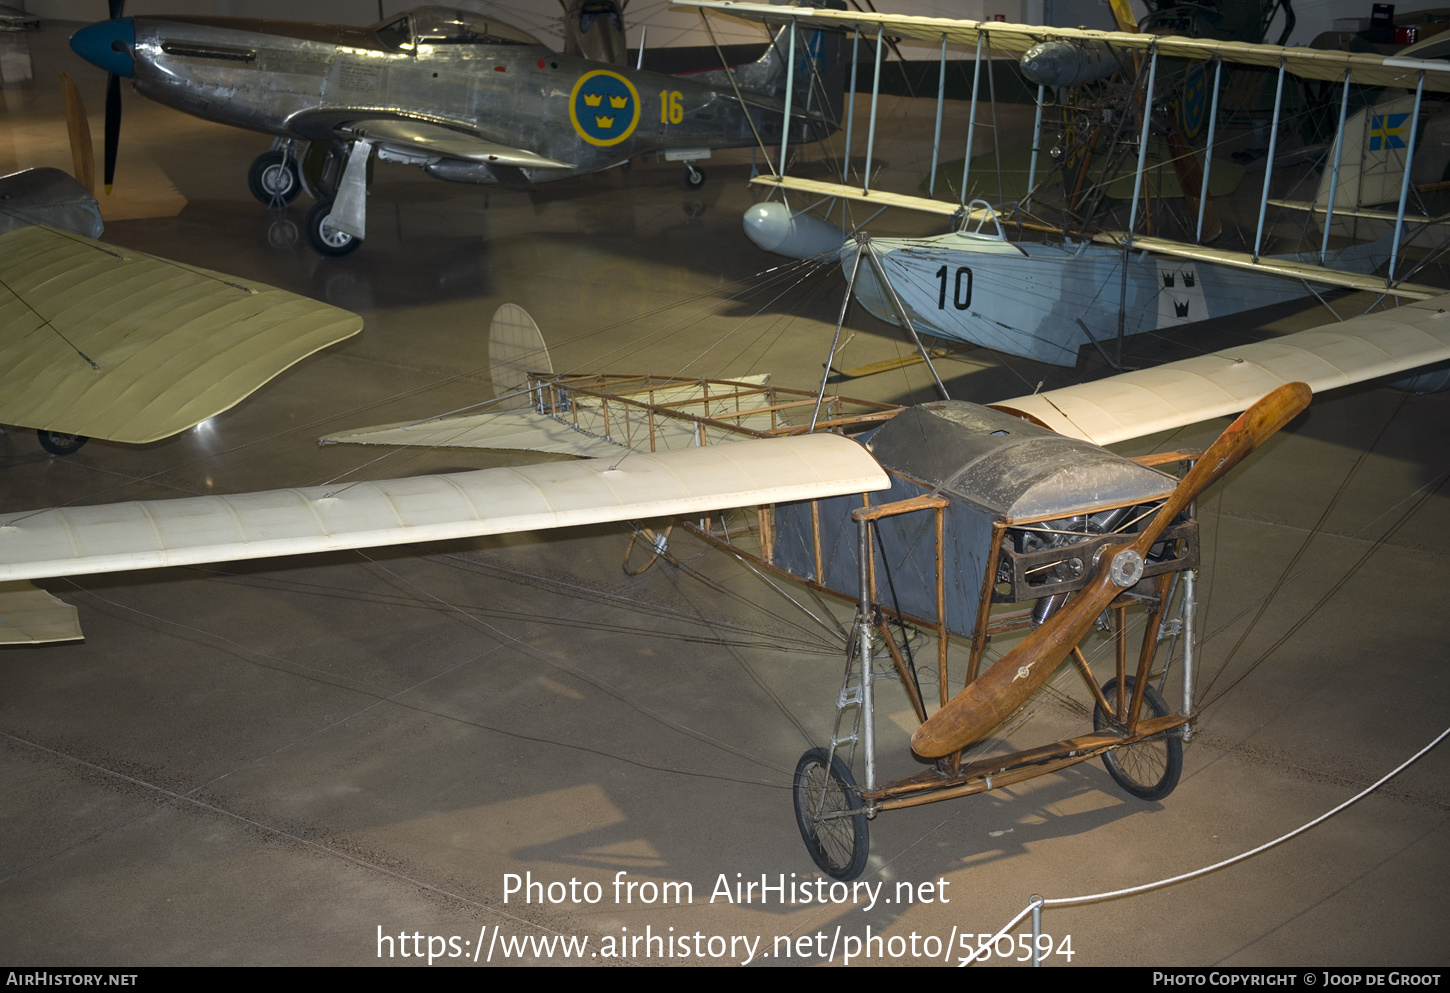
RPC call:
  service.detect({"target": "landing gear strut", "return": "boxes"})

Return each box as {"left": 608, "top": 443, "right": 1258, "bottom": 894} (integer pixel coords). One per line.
{"left": 305, "top": 198, "right": 361, "bottom": 257}
{"left": 684, "top": 164, "right": 706, "bottom": 189}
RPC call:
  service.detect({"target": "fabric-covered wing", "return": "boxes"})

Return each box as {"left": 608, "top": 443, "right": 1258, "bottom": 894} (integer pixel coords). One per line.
{"left": 991, "top": 295, "right": 1450, "bottom": 445}
{"left": 678, "top": 1, "right": 1450, "bottom": 92}
{"left": 0, "top": 434, "right": 889, "bottom": 583}
{"left": 1091, "top": 234, "right": 1443, "bottom": 300}
{"left": 0, "top": 581, "right": 82, "bottom": 644}
{"left": 0, "top": 225, "right": 362, "bottom": 444}
{"left": 337, "top": 118, "right": 573, "bottom": 169}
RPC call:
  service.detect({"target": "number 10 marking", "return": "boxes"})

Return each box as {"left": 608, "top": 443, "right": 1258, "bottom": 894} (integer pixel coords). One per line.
{"left": 936, "top": 265, "right": 972, "bottom": 310}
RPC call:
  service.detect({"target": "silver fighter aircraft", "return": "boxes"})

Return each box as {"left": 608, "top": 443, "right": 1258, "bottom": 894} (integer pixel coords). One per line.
{"left": 70, "top": 4, "right": 846, "bottom": 255}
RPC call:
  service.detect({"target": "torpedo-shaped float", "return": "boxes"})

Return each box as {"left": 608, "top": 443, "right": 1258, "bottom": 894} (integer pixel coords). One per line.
{"left": 742, "top": 201, "right": 845, "bottom": 260}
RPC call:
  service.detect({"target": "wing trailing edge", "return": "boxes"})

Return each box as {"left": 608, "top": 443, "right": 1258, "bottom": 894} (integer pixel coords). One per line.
{"left": 0, "top": 434, "right": 889, "bottom": 583}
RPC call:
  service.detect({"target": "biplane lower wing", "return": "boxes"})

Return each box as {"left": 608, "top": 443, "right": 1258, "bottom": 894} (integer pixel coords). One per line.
{"left": 0, "top": 434, "right": 889, "bottom": 585}
{"left": 1090, "top": 233, "right": 1444, "bottom": 301}
{"left": 992, "top": 293, "right": 1450, "bottom": 445}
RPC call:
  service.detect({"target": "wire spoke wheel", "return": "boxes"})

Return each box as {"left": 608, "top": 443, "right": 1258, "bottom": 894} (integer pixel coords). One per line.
{"left": 1093, "top": 676, "right": 1182, "bottom": 801}
{"left": 792, "top": 747, "right": 868, "bottom": 880}
{"left": 37, "top": 430, "right": 88, "bottom": 456}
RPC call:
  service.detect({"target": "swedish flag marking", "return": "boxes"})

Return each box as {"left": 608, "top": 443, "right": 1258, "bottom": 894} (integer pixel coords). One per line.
{"left": 1370, "top": 113, "right": 1409, "bottom": 152}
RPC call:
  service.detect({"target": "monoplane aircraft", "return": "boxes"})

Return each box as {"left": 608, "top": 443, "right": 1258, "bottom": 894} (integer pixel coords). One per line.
{"left": 2, "top": 271, "right": 1448, "bottom": 871}
{"left": 692, "top": 1, "right": 1450, "bottom": 367}
{"left": 68, "top": 3, "right": 847, "bottom": 256}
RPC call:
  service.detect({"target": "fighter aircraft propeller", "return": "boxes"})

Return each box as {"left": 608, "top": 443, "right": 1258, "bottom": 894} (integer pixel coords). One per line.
{"left": 67, "top": 0, "right": 129, "bottom": 194}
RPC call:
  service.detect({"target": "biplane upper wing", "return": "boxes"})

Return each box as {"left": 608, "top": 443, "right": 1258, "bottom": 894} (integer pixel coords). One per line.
{"left": 676, "top": 1, "right": 1450, "bottom": 91}
{"left": 0, "top": 434, "right": 889, "bottom": 584}
{"left": 991, "top": 293, "right": 1450, "bottom": 445}
{"left": 0, "top": 224, "right": 362, "bottom": 444}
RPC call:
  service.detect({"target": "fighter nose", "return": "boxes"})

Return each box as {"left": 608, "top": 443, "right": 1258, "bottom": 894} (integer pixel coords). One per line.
{"left": 70, "top": 18, "right": 136, "bottom": 78}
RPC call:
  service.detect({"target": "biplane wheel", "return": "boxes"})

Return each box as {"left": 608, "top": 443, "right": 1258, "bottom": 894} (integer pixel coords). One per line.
{"left": 684, "top": 165, "right": 706, "bottom": 189}
{"left": 37, "top": 430, "right": 88, "bottom": 456}
{"left": 248, "top": 150, "right": 300, "bottom": 207}
{"left": 793, "top": 748, "right": 868, "bottom": 881}
{"left": 1092, "top": 676, "right": 1182, "bottom": 802}
{"left": 305, "top": 199, "right": 361, "bottom": 257}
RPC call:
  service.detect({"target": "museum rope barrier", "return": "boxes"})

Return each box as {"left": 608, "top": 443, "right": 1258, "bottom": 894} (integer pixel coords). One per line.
{"left": 961, "top": 724, "right": 1450, "bottom": 966}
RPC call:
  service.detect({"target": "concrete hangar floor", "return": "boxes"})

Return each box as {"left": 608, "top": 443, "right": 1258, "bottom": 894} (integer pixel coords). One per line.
{"left": 1, "top": 21, "right": 1447, "bottom": 968}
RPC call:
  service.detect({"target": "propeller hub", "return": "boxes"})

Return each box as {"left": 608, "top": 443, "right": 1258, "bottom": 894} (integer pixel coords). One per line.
{"left": 1109, "top": 548, "right": 1145, "bottom": 588}
{"left": 70, "top": 18, "right": 135, "bottom": 78}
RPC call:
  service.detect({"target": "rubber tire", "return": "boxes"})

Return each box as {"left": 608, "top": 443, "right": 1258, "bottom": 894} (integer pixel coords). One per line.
{"left": 1093, "top": 676, "right": 1183, "bottom": 801}
{"left": 248, "top": 150, "right": 300, "bottom": 206}
{"left": 685, "top": 165, "right": 706, "bottom": 189}
{"left": 37, "top": 430, "right": 88, "bottom": 456}
{"left": 305, "top": 198, "right": 361, "bottom": 257}
{"left": 792, "top": 747, "right": 868, "bottom": 881}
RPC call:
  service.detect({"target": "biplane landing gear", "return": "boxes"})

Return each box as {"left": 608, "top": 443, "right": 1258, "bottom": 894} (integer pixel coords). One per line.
{"left": 1093, "top": 676, "right": 1182, "bottom": 801}
{"left": 792, "top": 748, "right": 869, "bottom": 881}
{"left": 305, "top": 199, "right": 361, "bottom": 257}
{"left": 248, "top": 150, "right": 300, "bottom": 207}
{"left": 37, "top": 430, "right": 88, "bottom": 456}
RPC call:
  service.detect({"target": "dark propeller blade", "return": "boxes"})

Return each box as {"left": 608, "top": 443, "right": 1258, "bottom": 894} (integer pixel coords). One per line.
{"left": 910, "top": 382, "right": 1313, "bottom": 758}
{"left": 104, "top": 70, "right": 120, "bottom": 194}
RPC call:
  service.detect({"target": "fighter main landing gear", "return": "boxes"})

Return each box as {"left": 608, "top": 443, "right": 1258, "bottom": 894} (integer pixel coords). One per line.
{"left": 684, "top": 163, "right": 706, "bottom": 189}
{"left": 304, "top": 199, "right": 361, "bottom": 257}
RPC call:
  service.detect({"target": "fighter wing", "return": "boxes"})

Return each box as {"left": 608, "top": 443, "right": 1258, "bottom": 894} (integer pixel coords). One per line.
{"left": 0, "top": 225, "right": 362, "bottom": 445}
{"left": 0, "top": 434, "right": 889, "bottom": 584}
{"left": 677, "top": 1, "right": 1450, "bottom": 92}
{"left": 335, "top": 118, "right": 572, "bottom": 170}
{"left": 991, "top": 293, "right": 1450, "bottom": 446}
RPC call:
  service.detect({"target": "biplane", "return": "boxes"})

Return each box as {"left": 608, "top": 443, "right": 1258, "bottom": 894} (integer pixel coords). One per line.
{"left": 683, "top": 0, "right": 1450, "bottom": 367}
{"left": 5, "top": 276, "right": 1448, "bottom": 877}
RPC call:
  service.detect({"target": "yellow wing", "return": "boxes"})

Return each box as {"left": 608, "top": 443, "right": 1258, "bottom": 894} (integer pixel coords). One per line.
{"left": 0, "top": 225, "right": 362, "bottom": 444}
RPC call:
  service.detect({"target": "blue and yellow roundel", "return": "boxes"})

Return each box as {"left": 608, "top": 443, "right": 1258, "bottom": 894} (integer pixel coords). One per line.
{"left": 1177, "top": 63, "right": 1208, "bottom": 140}
{"left": 569, "top": 70, "right": 640, "bottom": 147}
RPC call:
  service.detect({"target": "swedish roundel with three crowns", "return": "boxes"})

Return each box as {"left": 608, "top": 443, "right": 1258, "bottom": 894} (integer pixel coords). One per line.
{"left": 570, "top": 70, "right": 641, "bottom": 147}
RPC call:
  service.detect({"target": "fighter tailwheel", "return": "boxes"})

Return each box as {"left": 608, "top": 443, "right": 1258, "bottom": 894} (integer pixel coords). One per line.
{"left": 1092, "top": 676, "right": 1183, "bottom": 801}
{"left": 37, "top": 430, "right": 88, "bottom": 456}
{"left": 793, "top": 748, "right": 868, "bottom": 881}
{"left": 684, "top": 164, "right": 706, "bottom": 189}
{"left": 305, "top": 198, "right": 361, "bottom": 257}
{"left": 248, "top": 150, "right": 301, "bottom": 207}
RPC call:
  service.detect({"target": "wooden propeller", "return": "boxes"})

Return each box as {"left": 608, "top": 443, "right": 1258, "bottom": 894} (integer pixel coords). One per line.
{"left": 910, "top": 382, "right": 1312, "bottom": 759}
{"left": 59, "top": 73, "right": 96, "bottom": 196}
